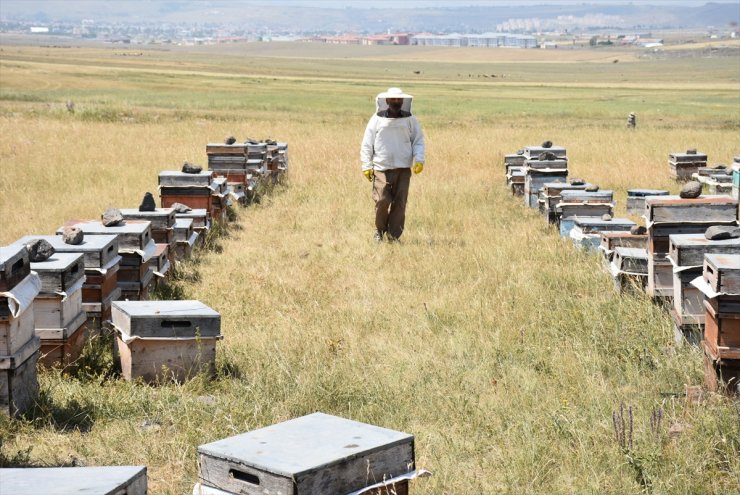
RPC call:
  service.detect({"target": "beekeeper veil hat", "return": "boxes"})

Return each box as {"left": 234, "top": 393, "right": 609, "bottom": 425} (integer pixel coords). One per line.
{"left": 376, "top": 87, "right": 413, "bottom": 114}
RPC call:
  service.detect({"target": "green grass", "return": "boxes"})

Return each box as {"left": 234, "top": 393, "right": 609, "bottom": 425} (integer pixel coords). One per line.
{"left": 0, "top": 41, "right": 739, "bottom": 494}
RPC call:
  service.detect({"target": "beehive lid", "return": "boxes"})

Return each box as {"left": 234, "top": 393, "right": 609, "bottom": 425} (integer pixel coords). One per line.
{"left": 560, "top": 190, "right": 614, "bottom": 202}
{"left": 175, "top": 209, "right": 208, "bottom": 220}
{"left": 574, "top": 217, "right": 635, "bottom": 233}
{"left": 614, "top": 247, "right": 648, "bottom": 260}
{"left": 14, "top": 234, "right": 119, "bottom": 269}
{"left": 30, "top": 252, "right": 84, "bottom": 275}
{"left": 627, "top": 189, "right": 669, "bottom": 197}
{"left": 119, "top": 208, "right": 176, "bottom": 228}
{"left": 0, "top": 466, "right": 147, "bottom": 495}
{"left": 0, "top": 245, "right": 28, "bottom": 270}
{"left": 198, "top": 412, "right": 413, "bottom": 478}
{"left": 111, "top": 300, "right": 220, "bottom": 338}
{"left": 645, "top": 195, "right": 738, "bottom": 223}
{"left": 0, "top": 244, "right": 30, "bottom": 291}
{"left": 58, "top": 220, "right": 151, "bottom": 251}
{"left": 523, "top": 145, "right": 567, "bottom": 158}
{"left": 705, "top": 253, "right": 740, "bottom": 271}
{"left": 158, "top": 170, "right": 213, "bottom": 187}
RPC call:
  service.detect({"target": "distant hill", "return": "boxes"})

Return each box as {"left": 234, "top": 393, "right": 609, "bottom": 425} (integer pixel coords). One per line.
{"left": 1, "top": 1, "right": 738, "bottom": 32}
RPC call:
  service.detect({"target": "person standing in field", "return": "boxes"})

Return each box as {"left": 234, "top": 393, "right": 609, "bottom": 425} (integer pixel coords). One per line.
{"left": 360, "top": 87, "right": 425, "bottom": 242}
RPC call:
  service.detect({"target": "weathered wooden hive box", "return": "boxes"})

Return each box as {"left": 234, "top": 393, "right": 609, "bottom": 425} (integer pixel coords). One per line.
{"left": 524, "top": 169, "right": 567, "bottom": 209}
{"left": 14, "top": 234, "right": 121, "bottom": 320}
{"left": 669, "top": 150, "right": 708, "bottom": 180}
{"left": 0, "top": 245, "right": 31, "bottom": 292}
{"left": 599, "top": 232, "right": 648, "bottom": 263}
{"left": 173, "top": 218, "right": 198, "bottom": 259}
{"left": 0, "top": 273, "right": 40, "bottom": 357}
{"left": 151, "top": 243, "right": 171, "bottom": 285}
{"left": 541, "top": 182, "right": 587, "bottom": 224}
{"left": 570, "top": 217, "right": 635, "bottom": 250}
{"left": 159, "top": 171, "right": 215, "bottom": 211}
{"left": 506, "top": 166, "right": 525, "bottom": 196}
{"left": 111, "top": 300, "right": 221, "bottom": 383}
{"left": 732, "top": 162, "right": 740, "bottom": 201}
{"left": 504, "top": 153, "right": 526, "bottom": 166}
{"left": 197, "top": 412, "right": 415, "bottom": 495}
{"left": 610, "top": 247, "right": 649, "bottom": 293}
{"left": 119, "top": 208, "right": 176, "bottom": 245}
{"left": 626, "top": 189, "right": 669, "bottom": 215}
{"left": 229, "top": 182, "right": 247, "bottom": 205}
{"left": 59, "top": 220, "right": 156, "bottom": 301}
{"left": 557, "top": 190, "right": 614, "bottom": 237}
{"left": 210, "top": 177, "right": 231, "bottom": 221}
{"left": 176, "top": 209, "right": 211, "bottom": 244}
{"left": 522, "top": 145, "right": 567, "bottom": 160}
{"left": 0, "top": 465, "right": 147, "bottom": 495}
{"left": 668, "top": 234, "right": 740, "bottom": 328}
{"left": 0, "top": 335, "right": 40, "bottom": 417}
{"left": 694, "top": 254, "right": 740, "bottom": 361}
{"left": 29, "top": 252, "right": 89, "bottom": 367}
{"left": 207, "top": 143, "right": 248, "bottom": 171}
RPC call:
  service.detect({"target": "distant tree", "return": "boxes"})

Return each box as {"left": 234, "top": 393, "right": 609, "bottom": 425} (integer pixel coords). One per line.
{"left": 589, "top": 36, "right": 598, "bottom": 46}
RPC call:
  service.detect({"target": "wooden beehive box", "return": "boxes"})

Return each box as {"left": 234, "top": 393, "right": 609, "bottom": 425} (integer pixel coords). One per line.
{"left": 703, "top": 253, "right": 740, "bottom": 294}
{"left": 228, "top": 182, "right": 247, "bottom": 205}
{"left": 111, "top": 300, "right": 221, "bottom": 382}
{"left": 570, "top": 218, "right": 636, "bottom": 250}
{"left": 151, "top": 244, "right": 171, "bottom": 279}
{"left": 703, "top": 344, "right": 740, "bottom": 394}
{"left": 645, "top": 195, "right": 738, "bottom": 224}
{"left": 159, "top": 170, "right": 213, "bottom": 187}
{"left": 524, "top": 169, "right": 568, "bottom": 209}
{"left": 210, "top": 176, "right": 228, "bottom": 195}
{"left": 0, "top": 336, "right": 39, "bottom": 417}
{"left": 523, "top": 145, "right": 567, "bottom": 159}
{"left": 0, "top": 273, "right": 41, "bottom": 356}
{"left": 647, "top": 223, "right": 723, "bottom": 256}
{"left": 732, "top": 163, "right": 740, "bottom": 201}
{"left": 117, "top": 267, "right": 154, "bottom": 301}
{"left": 0, "top": 245, "right": 31, "bottom": 292}
{"left": 197, "top": 412, "right": 414, "bottom": 495}
{"left": 33, "top": 284, "right": 86, "bottom": 333}
{"left": 504, "top": 153, "right": 526, "bottom": 166}
{"left": 38, "top": 316, "right": 88, "bottom": 369}
{"left": 600, "top": 232, "right": 648, "bottom": 259}
{"left": 626, "top": 189, "right": 669, "bottom": 215}
{"left": 31, "top": 252, "right": 85, "bottom": 293}
{"left": 19, "top": 234, "right": 119, "bottom": 271}
{"left": 524, "top": 158, "right": 568, "bottom": 171}
{"left": 668, "top": 234, "right": 740, "bottom": 267}
{"left": 173, "top": 218, "right": 198, "bottom": 259}
{"left": 119, "top": 208, "right": 175, "bottom": 245}
{"left": 613, "top": 247, "right": 648, "bottom": 274}
{"left": 0, "top": 465, "right": 147, "bottom": 495}
{"left": 648, "top": 253, "right": 674, "bottom": 299}
{"left": 59, "top": 220, "right": 152, "bottom": 252}
{"left": 703, "top": 300, "right": 740, "bottom": 360}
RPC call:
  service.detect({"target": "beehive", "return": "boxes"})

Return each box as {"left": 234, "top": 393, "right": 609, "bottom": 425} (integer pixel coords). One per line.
{"left": 197, "top": 412, "right": 415, "bottom": 495}
{"left": 626, "top": 189, "right": 669, "bottom": 215}
{"left": 0, "top": 466, "right": 147, "bottom": 495}
{"left": 569, "top": 217, "right": 635, "bottom": 250}
{"left": 111, "top": 300, "right": 221, "bottom": 383}
{"left": 0, "top": 336, "right": 39, "bottom": 417}
{"left": 0, "top": 272, "right": 41, "bottom": 356}
{"left": 119, "top": 208, "right": 176, "bottom": 245}
{"left": 0, "top": 245, "right": 31, "bottom": 292}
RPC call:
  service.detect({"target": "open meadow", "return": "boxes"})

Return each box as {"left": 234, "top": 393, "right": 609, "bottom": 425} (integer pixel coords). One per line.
{"left": 1, "top": 39, "right": 739, "bottom": 494}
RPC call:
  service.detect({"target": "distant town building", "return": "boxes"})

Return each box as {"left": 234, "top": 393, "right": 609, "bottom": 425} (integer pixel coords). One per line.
{"left": 411, "top": 33, "right": 537, "bottom": 48}
{"left": 29, "top": 27, "right": 49, "bottom": 34}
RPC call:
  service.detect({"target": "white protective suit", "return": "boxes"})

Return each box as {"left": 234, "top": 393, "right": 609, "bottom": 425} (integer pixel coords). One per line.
{"left": 360, "top": 89, "right": 425, "bottom": 172}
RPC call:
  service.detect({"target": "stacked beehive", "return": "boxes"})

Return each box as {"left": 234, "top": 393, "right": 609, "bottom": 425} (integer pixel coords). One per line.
{"left": 540, "top": 182, "right": 586, "bottom": 225}
{"left": 28, "top": 251, "right": 87, "bottom": 368}
{"left": 210, "top": 176, "right": 231, "bottom": 222}
{"left": 159, "top": 170, "right": 216, "bottom": 221}
{"left": 731, "top": 157, "right": 740, "bottom": 200}
{"left": 1, "top": 466, "right": 147, "bottom": 495}
{"left": 120, "top": 208, "right": 175, "bottom": 285}
{"left": 668, "top": 234, "right": 740, "bottom": 343}
{"left": 693, "top": 254, "right": 740, "bottom": 394}
{"left": 14, "top": 235, "right": 121, "bottom": 332}
{"left": 569, "top": 217, "right": 635, "bottom": 251}
{"left": 175, "top": 208, "right": 210, "bottom": 246}
{"left": 195, "top": 413, "right": 418, "bottom": 495}
{"left": 503, "top": 152, "right": 526, "bottom": 196}
{"left": 644, "top": 195, "right": 738, "bottom": 303}
{"left": 60, "top": 220, "right": 156, "bottom": 301}
{"left": 692, "top": 166, "right": 732, "bottom": 194}
{"left": 556, "top": 190, "right": 614, "bottom": 238}
{"left": 110, "top": 300, "right": 221, "bottom": 384}
{"left": 609, "top": 247, "right": 650, "bottom": 294}
{"left": 669, "top": 149, "right": 707, "bottom": 180}
{"left": 173, "top": 217, "right": 198, "bottom": 259}
{"left": 626, "top": 189, "right": 669, "bottom": 215}
{"left": 600, "top": 231, "right": 648, "bottom": 265}
{"left": 522, "top": 145, "right": 568, "bottom": 209}
{"left": 0, "top": 246, "right": 41, "bottom": 417}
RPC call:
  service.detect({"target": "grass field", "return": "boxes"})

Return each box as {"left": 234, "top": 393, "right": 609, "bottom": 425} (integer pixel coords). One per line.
{"left": 1, "top": 39, "right": 739, "bottom": 494}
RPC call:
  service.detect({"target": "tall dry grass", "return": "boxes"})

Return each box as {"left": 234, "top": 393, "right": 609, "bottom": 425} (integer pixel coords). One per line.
{"left": 0, "top": 43, "right": 739, "bottom": 494}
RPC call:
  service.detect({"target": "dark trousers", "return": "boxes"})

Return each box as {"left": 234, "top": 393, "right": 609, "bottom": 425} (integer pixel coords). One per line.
{"left": 372, "top": 168, "right": 411, "bottom": 239}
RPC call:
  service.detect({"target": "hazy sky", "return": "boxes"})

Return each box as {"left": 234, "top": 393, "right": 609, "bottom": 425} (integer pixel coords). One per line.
{"left": 261, "top": 0, "right": 738, "bottom": 5}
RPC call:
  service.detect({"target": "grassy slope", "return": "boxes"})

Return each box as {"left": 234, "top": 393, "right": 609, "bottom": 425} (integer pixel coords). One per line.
{"left": 0, "top": 42, "right": 739, "bottom": 494}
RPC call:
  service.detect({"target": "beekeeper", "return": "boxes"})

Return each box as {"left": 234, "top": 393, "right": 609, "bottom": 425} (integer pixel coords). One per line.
{"left": 360, "top": 87, "right": 425, "bottom": 242}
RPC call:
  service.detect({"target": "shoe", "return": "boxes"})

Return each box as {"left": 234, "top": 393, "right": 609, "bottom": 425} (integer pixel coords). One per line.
{"left": 374, "top": 230, "right": 384, "bottom": 242}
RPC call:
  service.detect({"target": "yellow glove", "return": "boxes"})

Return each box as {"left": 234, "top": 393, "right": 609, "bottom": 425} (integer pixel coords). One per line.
{"left": 363, "top": 169, "right": 374, "bottom": 181}
{"left": 413, "top": 162, "right": 424, "bottom": 174}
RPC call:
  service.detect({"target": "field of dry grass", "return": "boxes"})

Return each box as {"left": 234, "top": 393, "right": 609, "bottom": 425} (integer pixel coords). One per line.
{"left": 1, "top": 40, "right": 739, "bottom": 494}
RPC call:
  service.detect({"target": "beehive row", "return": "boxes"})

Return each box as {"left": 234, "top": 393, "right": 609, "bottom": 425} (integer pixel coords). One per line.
{"left": 0, "top": 138, "right": 288, "bottom": 417}
{"left": 505, "top": 143, "right": 740, "bottom": 394}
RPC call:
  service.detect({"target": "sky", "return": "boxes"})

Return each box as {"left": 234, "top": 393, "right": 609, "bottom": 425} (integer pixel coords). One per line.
{"left": 260, "top": 0, "right": 739, "bottom": 5}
